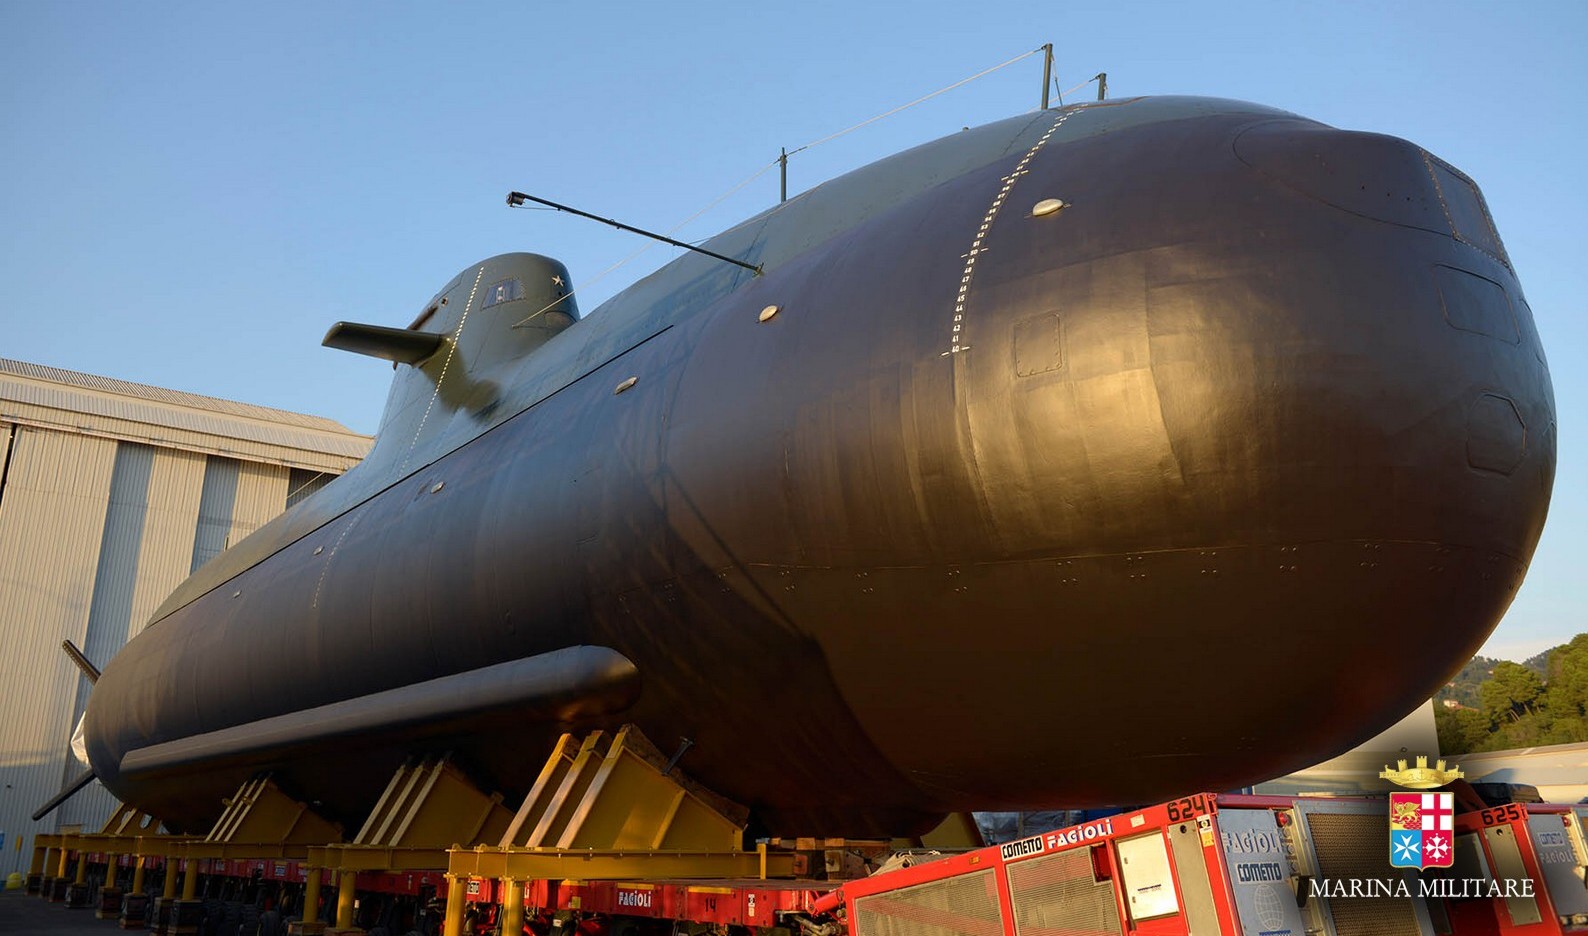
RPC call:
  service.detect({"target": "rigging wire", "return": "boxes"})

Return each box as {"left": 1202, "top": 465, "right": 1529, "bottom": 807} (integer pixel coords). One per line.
{"left": 513, "top": 44, "right": 1061, "bottom": 323}
{"left": 784, "top": 46, "right": 1045, "bottom": 159}
{"left": 511, "top": 159, "right": 780, "bottom": 325}
{"left": 284, "top": 470, "right": 330, "bottom": 504}
{"left": 1060, "top": 75, "right": 1100, "bottom": 100}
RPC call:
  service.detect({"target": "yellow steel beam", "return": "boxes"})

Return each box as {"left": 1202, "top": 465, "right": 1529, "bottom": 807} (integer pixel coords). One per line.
{"left": 98, "top": 803, "right": 151, "bottom": 837}
{"left": 181, "top": 860, "right": 198, "bottom": 900}
{"left": 556, "top": 727, "right": 742, "bottom": 852}
{"left": 354, "top": 760, "right": 421, "bottom": 846}
{"left": 306, "top": 845, "right": 450, "bottom": 873}
{"left": 173, "top": 842, "right": 309, "bottom": 861}
{"left": 131, "top": 856, "right": 146, "bottom": 894}
{"left": 916, "top": 812, "right": 984, "bottom": 850}
{"left": 500, "top": 734, "right": 580, "bottom": 848}
{"left": 525, "top": 732, "right": 611, "bottom": 847}
{"left": 130, "top": 835, "right": 198, "bottom": 858}
{"left": 336, "top": 870, "right": 356, "bottom": 929}
{"left": 369, "top": 757, "right": 510, "bottom": 849}
{"left": 442, "top": 875, "right": 466, "bottom": 936}
{"left": 499, "top": 878, "right": 523, "bottom": 934}
{"left": 448, "top": 847, "right": 796, "bottom": 881}
{"left": 206, "top": 775, "right": 342, "bottom": 846}
{"left": 30, "top": 831, "right": 200, "bottom": 859}
{"left": 29, "top": 833, "right": 320, "bottom": 865}
{"left": 303, "top": 867, "right": 322, "bottom": 926}
{"left": 33, "top": 835, "right": 317, "bottom": 864}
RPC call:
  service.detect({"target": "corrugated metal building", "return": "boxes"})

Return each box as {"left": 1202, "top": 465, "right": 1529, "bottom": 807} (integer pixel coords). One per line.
{"left": 0, "top": 358, "right": 371, "bottom": 864}
{"left": 1455, "top": 741, "right": 1588, "bottom": 802}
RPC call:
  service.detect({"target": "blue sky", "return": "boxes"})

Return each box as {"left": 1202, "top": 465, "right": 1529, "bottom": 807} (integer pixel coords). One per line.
{"left": 2, "top": 1, "right": 1583, "bottom": 661}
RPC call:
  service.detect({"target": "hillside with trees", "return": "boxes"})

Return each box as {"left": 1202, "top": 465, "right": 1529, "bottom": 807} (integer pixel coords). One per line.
{"left": 1437, "top": 655, "right": 1501, "bottom": 708}
{"left": 1437, "top": 635, "right": 1588, "bottom": 754}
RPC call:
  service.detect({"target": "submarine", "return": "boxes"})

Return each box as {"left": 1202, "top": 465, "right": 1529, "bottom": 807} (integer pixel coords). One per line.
{"left": 74, "top": 95, "right": 1553, "bottom": 838}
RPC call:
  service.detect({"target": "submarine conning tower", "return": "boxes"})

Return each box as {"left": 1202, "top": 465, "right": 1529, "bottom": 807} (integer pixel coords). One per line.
{"left": 326, "top": 252, "right": 581, "bottom": 471}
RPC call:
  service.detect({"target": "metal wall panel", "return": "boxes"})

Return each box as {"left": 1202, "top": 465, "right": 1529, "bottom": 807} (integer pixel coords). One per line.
{"left": 1, "top": 374, "right": 370, "bottom": 451}
{"left": 0, "top": 359, "right": 371, "bottom": 467}
{"left": 0, "top": 427, "right": 116, "bottom": 855}
{"left": 0, "top": 421, "right": 14, "bottom": 512}
{"left": 230, "top": 461, "right": 291, "bottom": 548}
{"left": 1, "top": 394, "right": 367, "bottom": 471}
{"left": 0, "top": 362, "right": 367, "bottom": 857}
{"left": 286, "top": 467, "right": 333, "bottom": 509}
{"left": 191, "top": 457, "right": 241, "bottom": 574}
{"left": 58, "top": 443, "right": 157, "bottom": 830}
{"left": 0, "top": 358, "right": 369, "bottom": 862}
{"left": 0, "top": 359, "right": 351, "bottom": 433}
{"left": 127, "top": 448, "right": 206, "bottom": 638}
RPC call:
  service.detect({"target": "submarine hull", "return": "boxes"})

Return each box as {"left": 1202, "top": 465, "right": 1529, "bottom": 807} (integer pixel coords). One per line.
{"left": 85, "top": 97, "right": 1553, "bottom": 836}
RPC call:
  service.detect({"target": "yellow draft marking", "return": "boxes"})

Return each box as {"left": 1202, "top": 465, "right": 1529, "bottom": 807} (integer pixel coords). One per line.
{"left": 946, "top": 107, "right": 1078, "bottom": 355}
{"left": 401, "top": 266, "right": 487, "bottom": 473}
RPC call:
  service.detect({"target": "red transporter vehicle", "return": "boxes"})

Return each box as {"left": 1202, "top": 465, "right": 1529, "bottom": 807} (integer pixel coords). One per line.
{"left": 1431, "top": 801, "right": 1588, "bottom": 936}
{"left": 822, "top": 793, "right": 1588, "bottom": 936}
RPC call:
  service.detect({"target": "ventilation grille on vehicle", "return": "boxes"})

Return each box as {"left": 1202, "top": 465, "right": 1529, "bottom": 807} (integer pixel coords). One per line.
{"left": 1306, "top": 811, "right": 1423, "bottom": 936}
{"left": 1007, "top": 847, "right": 1123, "bottom": 935}
{"left": 853, "top": 868, "right": 1003, "bottom": 936}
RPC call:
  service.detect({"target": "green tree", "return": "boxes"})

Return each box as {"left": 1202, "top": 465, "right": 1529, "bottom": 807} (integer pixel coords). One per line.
{"left": 1437, "top": 656, "right": 1499, "bottom": 709}
{"left": 1436, "top": 706, "right": 1491, "bottom": 755}
{"left": 1433, "top": 636, "right": 1588, "bottom": 755}
{"left": 1486, "top": 712, "right": 1553, "bottom": 751}
{"left": 1544, "top": 635, "right": 1588, "bottom": 723}
{"left": 1480, "top": 661, "right": 1544, "bottom": 725}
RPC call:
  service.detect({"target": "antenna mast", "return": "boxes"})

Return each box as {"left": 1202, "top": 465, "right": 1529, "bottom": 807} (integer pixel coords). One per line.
{"left": 1041, "top": 43, "right": 1054, "bottom": 109}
